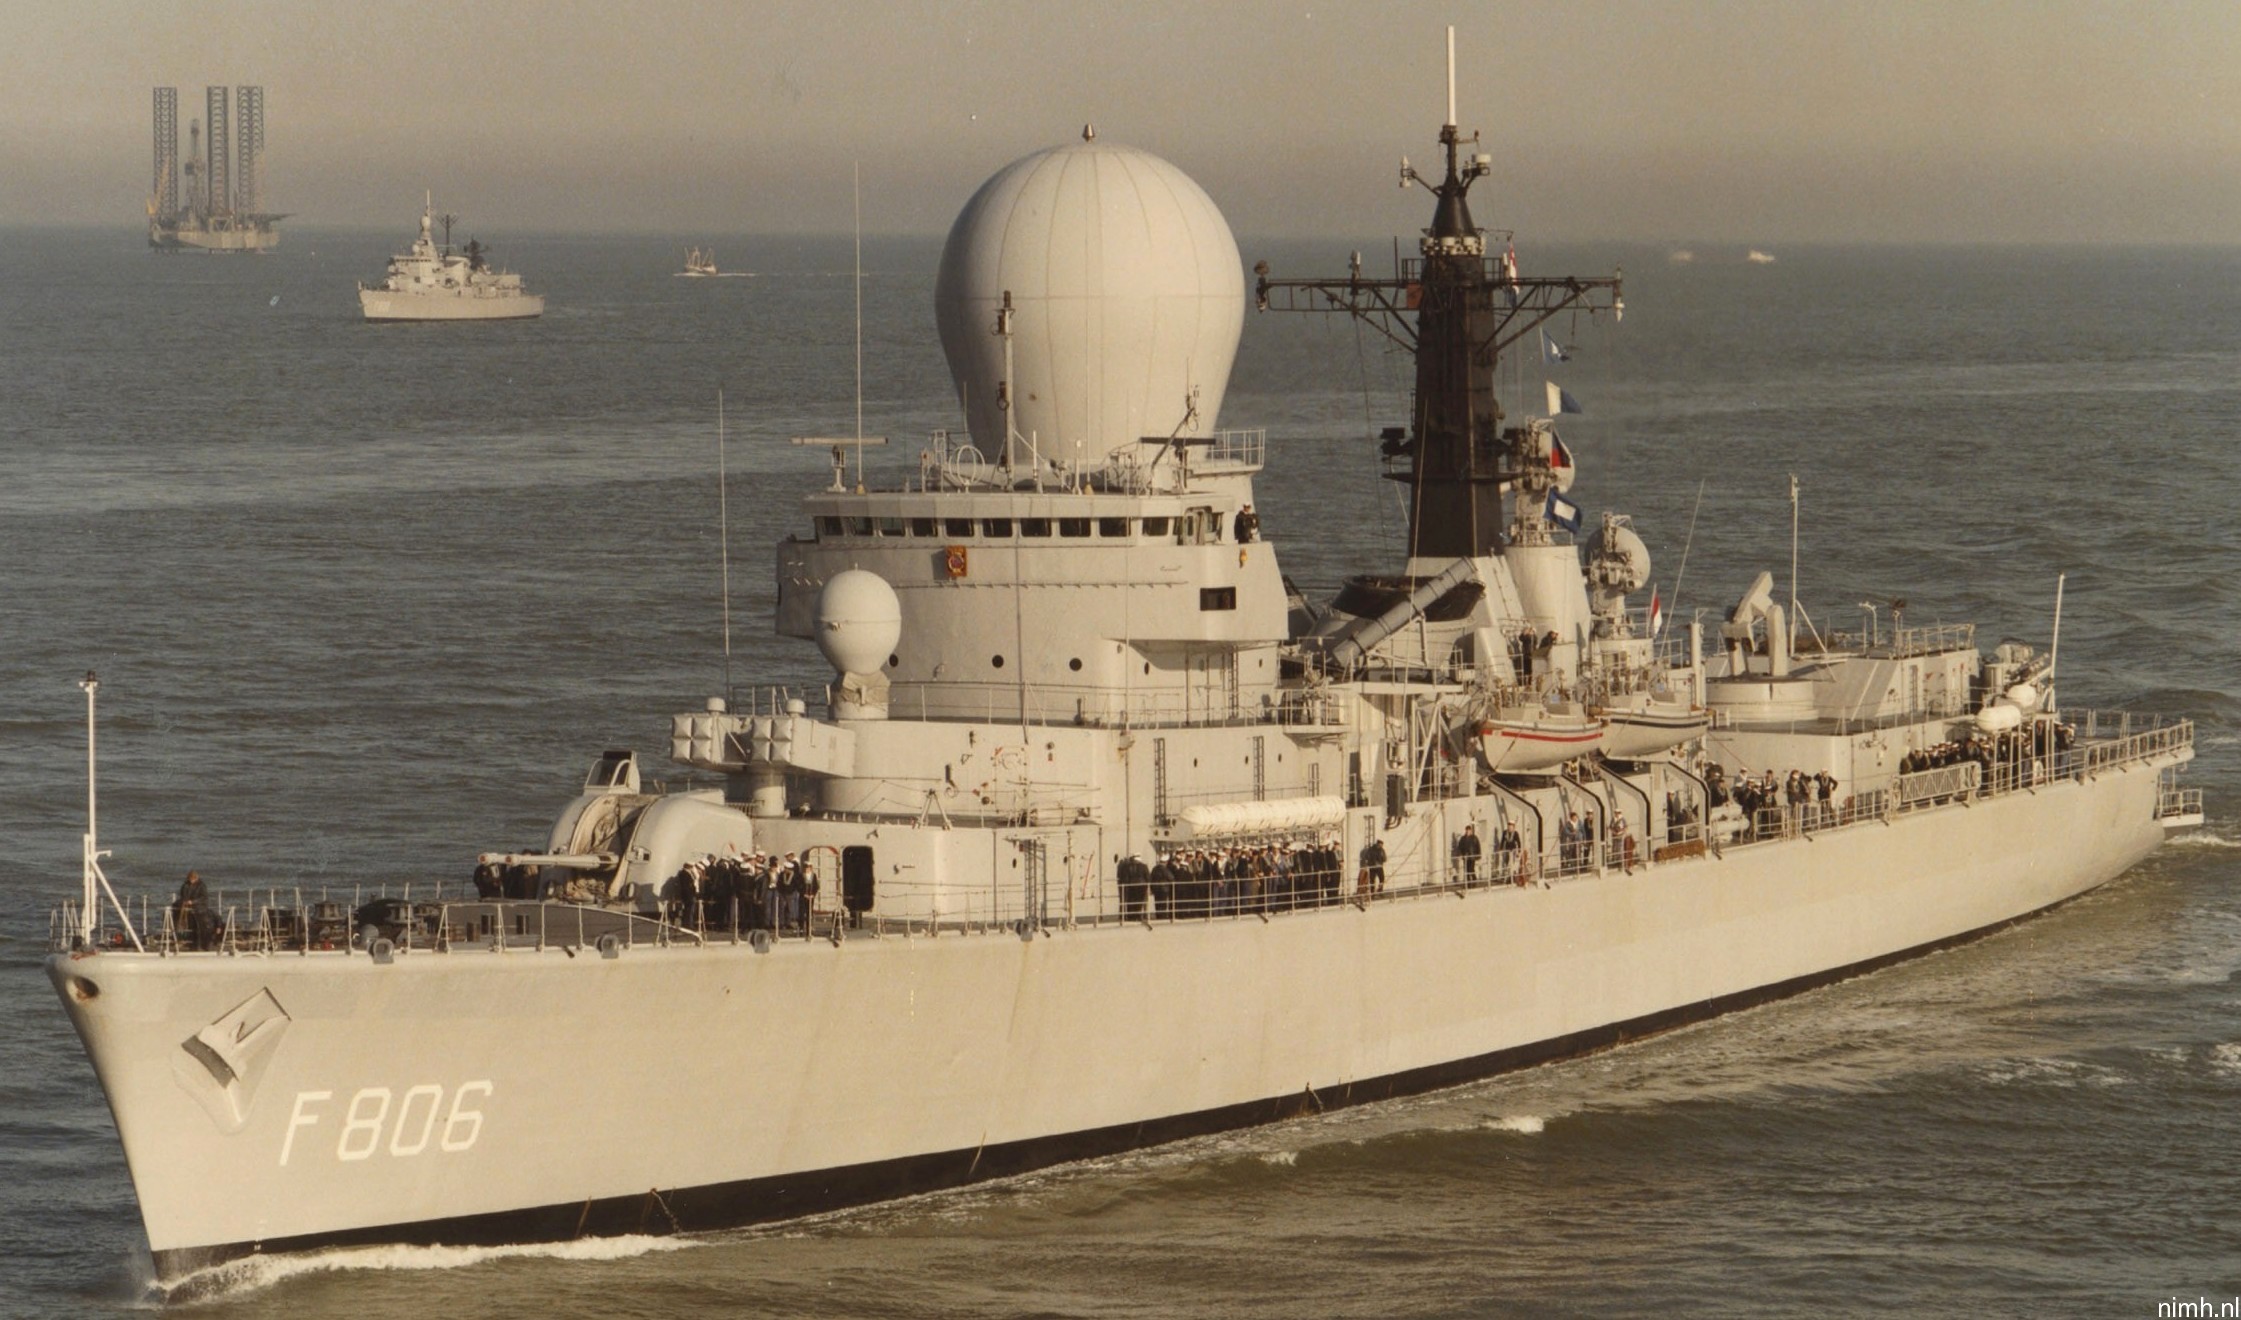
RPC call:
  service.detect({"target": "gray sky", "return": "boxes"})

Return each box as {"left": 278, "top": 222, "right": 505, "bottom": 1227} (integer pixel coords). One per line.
{"left": 7, "top": 0, "right": 2240, "bottom": 242}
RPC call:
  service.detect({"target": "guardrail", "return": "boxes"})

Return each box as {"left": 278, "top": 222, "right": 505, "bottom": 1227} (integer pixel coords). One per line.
{"left": 51, "top": 885, "right": 716, "bottom": 958}
{"left": 2159, "top": 787, "right": 2204, "bottom": 821}
{"left": 882, "top": 677, "right": 1349, "bottom": 731}
{"left": 1815, "top": 623, "right": 1978, "bottom": 657}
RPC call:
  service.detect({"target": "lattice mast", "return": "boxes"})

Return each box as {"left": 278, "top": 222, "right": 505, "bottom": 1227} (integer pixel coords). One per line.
{"left": 150, "top": 87, "right": 179, "bottom": 220}
{"left": 203, "top": 85, "right": 231, "bottom": 221}
{"left": 1253, "top": 27, "right": 1622, "bottom": 561}
{"left": 235, "top": 85, "right": 264, "bottom": 216}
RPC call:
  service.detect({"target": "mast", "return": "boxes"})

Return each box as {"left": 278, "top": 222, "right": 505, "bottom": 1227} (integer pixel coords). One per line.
{"left": 80, "top": 672, "right": 98, "bottom": 945}
{"left": 1254, "top": 26, "right": 1622, "bottom": 563}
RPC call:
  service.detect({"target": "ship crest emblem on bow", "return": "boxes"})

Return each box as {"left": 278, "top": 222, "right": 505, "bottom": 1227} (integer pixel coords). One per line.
{"left": 170, "top": 988, "right": 291, "bottom": 1134}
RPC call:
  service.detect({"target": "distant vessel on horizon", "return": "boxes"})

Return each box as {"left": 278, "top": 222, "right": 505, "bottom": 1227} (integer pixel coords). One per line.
{"left": 147, "top": 86, "right": 284, "bottom": 253}
{"left": 1747, "top": 249, "right": 1778, "bottom": 264}
{"left": 357, "top": 198, "right": 544, "bottom": 322}
{"left": 680, "top": 246, "right": 718, "bottom": 277}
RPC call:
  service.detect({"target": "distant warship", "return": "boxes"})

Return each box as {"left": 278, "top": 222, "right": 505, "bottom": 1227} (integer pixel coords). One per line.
{"left": 357, "top": 197, "right": 543, "bottom": 322}
{"left": 55, "top": 33, "right": 2197, "bottom": 1287}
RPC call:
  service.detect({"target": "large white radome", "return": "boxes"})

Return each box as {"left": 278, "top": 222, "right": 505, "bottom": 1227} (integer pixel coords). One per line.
{"left": 814, "top": 569, "right": 902, "bottom": 676}
{"left": 935, "top": 137, "right": 1245, "bottom": 469}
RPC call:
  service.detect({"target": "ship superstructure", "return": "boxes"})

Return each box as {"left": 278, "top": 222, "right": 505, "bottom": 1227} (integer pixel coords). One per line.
{"left": 357, "top": 198, "right": 544, "bottom": 322}
{"left": 55, "top": 38, "right": 2196, "bottom": 1288}
{"left": 148, "top": 85, "right": 284, "bottom": 253}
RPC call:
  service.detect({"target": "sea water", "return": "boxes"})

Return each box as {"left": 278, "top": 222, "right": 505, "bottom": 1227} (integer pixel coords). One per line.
{"left": 1, "top": 227, "right": 2236, "bottom": 1316}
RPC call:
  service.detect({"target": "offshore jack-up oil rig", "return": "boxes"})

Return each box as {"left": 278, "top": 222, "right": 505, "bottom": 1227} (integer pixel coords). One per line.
{"left": 149, "top": 85, "right": 285, "bottom": 252}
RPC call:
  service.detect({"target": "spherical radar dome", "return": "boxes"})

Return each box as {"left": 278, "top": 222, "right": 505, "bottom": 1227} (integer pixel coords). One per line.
{"left": 1583, "top": 522, "right": 1652, "bottom": 595}
{"left": 814, "top": 570, "right": 902, "bottom": 675}
{"left": 935, "top": 136, "right": 1245, "bottom": 470}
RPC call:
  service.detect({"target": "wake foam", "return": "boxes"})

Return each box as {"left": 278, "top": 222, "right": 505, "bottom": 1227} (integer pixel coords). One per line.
{"left": 161, "top": 1234, "right": 693, "bottom": 1305}
{"left": 2167, "top": 827, "right": 2241, "bottom": 851}
{"left": 1480, "top": 1114, "right": 1547, "bottom": 1135}
{"left": 1977, "top": 1056, "right": 2127, "bottom": 1090}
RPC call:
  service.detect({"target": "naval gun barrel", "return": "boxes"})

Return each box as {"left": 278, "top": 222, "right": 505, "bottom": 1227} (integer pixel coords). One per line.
{"left": 477, "top": 851, "right": 617, "bottom": 871}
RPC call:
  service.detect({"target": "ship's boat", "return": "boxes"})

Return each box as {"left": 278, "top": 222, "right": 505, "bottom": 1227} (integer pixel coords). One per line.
{"left": 1597, "top": 690, "right": 1711, "bottom": 761}
{"left": 1472, "top": 703, "right": 1607, "bottom": 773}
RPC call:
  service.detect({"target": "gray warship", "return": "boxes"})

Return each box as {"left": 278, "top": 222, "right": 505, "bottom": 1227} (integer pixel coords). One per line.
{"left": 357, "top": 198, "right": 544, "bottom": 322}
{"left": 54, "top": 38, "right": 2197, "bottom": 1287}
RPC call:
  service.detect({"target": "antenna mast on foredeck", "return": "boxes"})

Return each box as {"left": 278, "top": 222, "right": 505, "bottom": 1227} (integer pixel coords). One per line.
{"left": 77, "top": 672, "right": 141, "bottom": 952}
{"left": 718, "top": 391, "right": 734, "bottom": 698}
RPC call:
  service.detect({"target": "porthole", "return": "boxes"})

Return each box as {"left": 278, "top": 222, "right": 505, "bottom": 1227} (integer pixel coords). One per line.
{"left": 1068, "top": 658, "right": 1083, "bottom": 672}
{"left": 888, "top": 654, "right": 900, "bottom": 669}
{"left": 992, "top": 655, "right": 1006, "bottom": 669}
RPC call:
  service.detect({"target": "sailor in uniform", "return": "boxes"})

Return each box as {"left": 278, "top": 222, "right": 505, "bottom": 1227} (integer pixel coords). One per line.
{"left": 172, "top": 870, "right": 210, "bottom": 949}
{"left": 1453, "top": 823, "right": 1482, "bottom": 887}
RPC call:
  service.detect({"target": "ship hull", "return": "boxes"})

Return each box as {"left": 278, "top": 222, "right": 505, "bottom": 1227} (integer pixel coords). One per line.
{"left": 53, "top": 759, "right": 2171, "bottom": 1283}
{"left": 358, "top": 288, "right": 545, "bottom": 321}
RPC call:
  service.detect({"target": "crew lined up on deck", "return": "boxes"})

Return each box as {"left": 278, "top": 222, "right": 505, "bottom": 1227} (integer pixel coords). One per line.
{"left": 1706, "top": 764, "right": 1841, "bottom": 835}
{"left": 1902, "top": 723, "right": 2073, "bottom": 787}
{"left": 653, "top": 849, "right": 820, "bottom": 934}
{"left": 1119, "top": 841, "right": 1346, "bottom": 919}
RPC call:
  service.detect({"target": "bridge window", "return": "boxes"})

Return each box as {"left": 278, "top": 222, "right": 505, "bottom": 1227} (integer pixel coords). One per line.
{"left": 910, "top": 517, "right": 938, "bottom": 537}
{"left": 817, "top": 516, "right": 842, "bottom": 537}
{"left": 1021, "top": 518, "right": 1052, "bottom": 537}
{"left": 847, "top": 516, "right": 873, "bottom": 536}
{"left": 944, "top": 517, "right": 974, "bottom": 537}
{"left": 1200, "top": 587, "right": 1237, "bottom": 611}
{"left": 1142, "top": 516, "right": 1170, "bottom": 537}
{"left": 1098, "top": 517, "right": 1130, "bottom": 537}
{"left": 877, "top": 516, "right": 905, "bottom": 537}
{"left": 1059, "top": 518, "right": 1091, "bottom": 538}
{"left": 983, "top": 518, "right": 1012, "bottom": 537}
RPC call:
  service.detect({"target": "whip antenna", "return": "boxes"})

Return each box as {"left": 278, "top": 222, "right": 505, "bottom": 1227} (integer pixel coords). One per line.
{"left": 718, "top": 389, "right": 734, "bottom": 698}
{"left": 854, "top": 159, "right": 865, "bottom": 490}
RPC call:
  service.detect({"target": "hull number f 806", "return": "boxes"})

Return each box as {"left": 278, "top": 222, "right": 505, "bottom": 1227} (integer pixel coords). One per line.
{"left": 281, "top": 1082, "right": 493, "bottom": 1165}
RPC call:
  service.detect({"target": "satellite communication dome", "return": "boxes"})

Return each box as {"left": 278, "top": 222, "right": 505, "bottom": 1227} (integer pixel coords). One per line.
{"left": 814, "top": 570, "right": 902, "bottom": 675}
{"left": 935, "top": 136, "right": 1245, "bottom": 469}
{"left": 1583, "top": 522, "right": 1652, "bottom": 595}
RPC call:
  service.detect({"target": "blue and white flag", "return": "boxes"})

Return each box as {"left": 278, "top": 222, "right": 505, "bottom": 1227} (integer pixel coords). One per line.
{"left": 1546, "top": 490, "right": 1583, "bottom": 533}
{"left": 1545, "top": 380, "right": 1584, "bottom": 415}
{"left": 1540, "top": 328, "right": 1570, "bottom": 364}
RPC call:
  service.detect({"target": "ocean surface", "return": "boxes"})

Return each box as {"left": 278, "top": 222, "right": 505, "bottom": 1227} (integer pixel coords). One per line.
{"left": 1, "top": 223, "right": 2237, "bottom": 1317}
